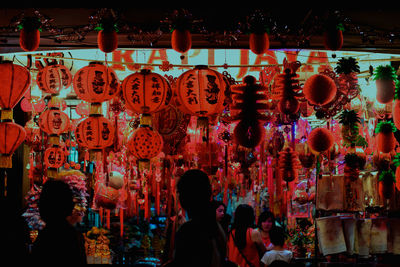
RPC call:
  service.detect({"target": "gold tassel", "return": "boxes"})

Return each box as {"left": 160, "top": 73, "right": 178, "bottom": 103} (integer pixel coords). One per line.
{"left": 0, "top": 109, "right": 13, "bottom": 121}
{"left": 0, "top": 155, "right": 12, "bottom": 168}
{"left": 89, "top": 103, "right": 103, "bottom": 116}
{"left": 140, "top": 113, "right": 152, "bottom": 127}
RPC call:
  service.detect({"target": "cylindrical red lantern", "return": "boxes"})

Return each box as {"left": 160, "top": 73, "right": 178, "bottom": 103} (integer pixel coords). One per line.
{"left": 249, "top": 32, "right": 269, "bottom": 55}
{"left": 44, "top": 146, "right": 66, "bottom": 169}
{"left": 307, "top": 127, "right": 334, "bottom": 153}
{"left": 73, "top": 62, "right": 120, "bottom": 103}
{"left": 38, "top": 109, "right": 70, "bottom": 136}
{"left": 175, "top": 65, "right": 227, "bottom": 118}
{"left": 122, "top": 69, "right": 171, "bottom": 116}
{"left": 171, "top": 29, "right": 192, "bottom": 54}
{"left": 75, "top": 115, "right": 115, "bottom": 150}
{"left": 127, "top": 126, "right": 163, "bottom": 162}
{"left": 36, "top": 64, "right": 73, "bottom": 95}
{"left": 303, "top": 74, "right": 337, "bottom": 106}
{"left": 0, "top": 122, "right": 26, "bottom": 168}
{"left": 98, "top": 30, "right": 118, "bottom": 53}
{"left": 376, "top": 79, "right": 395, "bottom": 104}
{"left": 0, "top": 61, "right": 31, "bottom": 120}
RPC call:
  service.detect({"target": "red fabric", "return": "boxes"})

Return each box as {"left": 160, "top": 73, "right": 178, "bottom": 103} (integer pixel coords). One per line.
{"left": 227, "top": 228, "right": 260, "bottom": 267}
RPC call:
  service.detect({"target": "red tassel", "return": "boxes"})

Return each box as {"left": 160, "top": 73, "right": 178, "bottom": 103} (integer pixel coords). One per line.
{"left": 144, "top": 188, "right": 149, "bottom": 220}
{"left": 99, "top": 207, "right": 103, "bottom": 226}
{"left": 267, "top": 157, "right": 274, "bottom": 211}
{"left": 106, "top": 209, "right": 111, "bottom": 229}
{"left": 120, "top": 208, "right": 124, "bottom": 237}
{"left": 156, "top": 181, "right": 160, "bottom": 216}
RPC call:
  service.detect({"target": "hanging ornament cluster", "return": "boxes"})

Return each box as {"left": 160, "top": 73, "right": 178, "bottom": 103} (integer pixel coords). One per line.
{"left": 279, "top": 146, "right": 301, "bottom": 183}
{"left": 36, "top": 64, "right": 73, "bottom": 95}
{"left": 373, "top": 65, "right": 398, "bottom": 104}
{"left": 375, "top": 120, "right": 397, "bottom": 154}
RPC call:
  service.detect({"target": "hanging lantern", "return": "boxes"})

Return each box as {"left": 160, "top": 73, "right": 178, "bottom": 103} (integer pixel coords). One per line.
{"left": 375, "top": 121, "right": 397, "bottom": 154}
{"left": 171, "top": 28, "right": 192, "bottom": 54}
{"left": 75, "top": 115, "right": 115, "bottom": 151}
{"left": 247, "top": 10, "right": 270, "bottom": 55}
{"left": 97, "top": 19, "right": 119, "bottom": 54}
{"left": 303, "top": 74, "right": 337, "bottom": 106}
{"left": 73, "top": 62, "right": 120, "bottom": 103}
{"left": 279, "top": 147, "right": 301, "bottom": 183}
{"left": 38, "top": 109, "right": 70, "bottom": 136}
{"left": 36, "top": 64, "right": 73, "bottom": 95}
{"left": 127, "top": 126, "right": 163, "bottom": 170}
{"left": 0, "top": 61, "right": 31, "bottom": 121}
{"left": 44, "top": 146, "right": 66, "bottom": 169}
{"left": 175, "top": 65, "right": 227, "bottom": 121}
{"left": 19, "top": 17, "right": 41, "bottom": 52}
{"left": 323, "top": 26, "right": 343, "bottom": 51}
{"left": 307, "top": 127, "right": 334, "bottom": 153}
{"left": 95, "top": 183, "right": 120, "bottom": 210}
{"left": 0, "top": 122, "right": 26, "bottom": 168}
{"left": 122, "top": 69, "right": 171, "bottom": 120}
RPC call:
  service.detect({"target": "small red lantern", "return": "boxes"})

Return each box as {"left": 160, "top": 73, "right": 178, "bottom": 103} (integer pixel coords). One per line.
{"left": 36, "top": 64, "right": 73, "bottom": 95}
{"left": 127, "top": 126, "right": 163, "bottom": 161}
{"left": 19, "top": 17, "right": 41, "bottom": 52}
{"left": 0, "top": 122, "right": 26, "bottom": 168}
{"left": 75, "top": 115, "right": 115, "bottom": 150}
{"left": 323, "top": 29, "right": 343, "bottom": 51}
{"left": 44, "top": 146, "right": 66, "bottom": 168}
{"left": 375, "top": 121, "right": 397, "bottom": 154}
{"left": 122, "top": 69, "right": 171, "bottom": 115}
{"left": 175, "top": 65, "right": 227, "bottom": 118}
{"left": 249, "top": 32, "right": 269, "bottom": 55}
{"left": 98, "top": 30, "right": 118, "bottom": 53}
{"left": 279, "top": 147, "right": 301, "bottom": 183}
{"left": 303, "top": 74, "right": 337, "bottom": 106}
{"left": 73, "top": 62, "right": 120, "bottom": 103}
{"left": 171, "top": 29, "right": 192, "bottom": 54}
{"left": 95, "top": 183, "right": 120, "bottom": 209}
{"left": 307, "top": 127, "right": 334, "bottom": 153}
{"left": 38, "top": 109, "right": 70, "bottom": 135}
{"left": 0, "top": 61, "right": 31, "bottom": 120}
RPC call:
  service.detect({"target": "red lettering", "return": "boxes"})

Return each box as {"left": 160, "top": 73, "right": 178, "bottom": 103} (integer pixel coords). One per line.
{"left": 250, "top": 51, "right": 279, "bottom": 73}
{"left": 111, "top": 50, "right": 135, "bottom": 71}
{"left": 147, "top": 50, "right": 167, "bottom": 70}
{"left": 284, "top": 50, "right": 299, "bottom": 63}
{"left": 301, "top": 51, "right": 330, "bottom": 73}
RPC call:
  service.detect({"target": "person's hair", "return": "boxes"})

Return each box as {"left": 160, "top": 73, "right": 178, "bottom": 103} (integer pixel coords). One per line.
{"left": 211, "top": 200, "right": 226, "bottom": 212}
{"left": 269, "top": 226, "right": 286, "bottom": 247}
{"left": 257, "top": 210, "right": 275, "bottom": 229}
{"left": 39, "top": 179, "right": 74, "bottom": 223}
{"left": 231, "top": 204, "right": 255, "bottom": 249}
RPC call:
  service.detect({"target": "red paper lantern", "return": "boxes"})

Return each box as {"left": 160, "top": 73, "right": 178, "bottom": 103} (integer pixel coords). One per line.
{"left": 98, "top": 30, "right": 118, "bottom": 53}
{"left": 127, "top": 126, "right": 163, "bottom": 161}
{"left": 303, "top": 74, "right": 337, "bottom": 106}
{"left": 249, "top": 32, "right": 269, "bottom": 55}
{"left": 44, "top": 146, "right": 66, "bottom": 168}
{"left": 75, "top": 116, "right": 115, "bottom": 150}
{"left": 307, "top": 127, "right": 334, "bottom": 153}
{"left": 122, "top": 69, "right": 171, "bottom": 115}
{"left": 171, "top": 29, "right": 192, "bottom": 53}
{"left": 36, "top": 64, "right": 73, "bottom": 95}
{"left": 0, "top": 61, "right": 31, "bottom": 120}
{"left": 38, "top": 109, "right": 70, "bottom": 135}
{"left": 175, "top": 65, "right": 227, "bottom": 118}
{"left": 95, "top": 184, "right": 120, "bottom": 209}
{"left": 0, "top": 122, "right": 26, "bottom": 168}
{"left": 73, "top": 62, "right": 120, "bottom": 103}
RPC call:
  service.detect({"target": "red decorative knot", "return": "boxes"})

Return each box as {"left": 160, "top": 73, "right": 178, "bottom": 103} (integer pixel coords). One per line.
{"left": 159, "top": 60, "right": 173, "bottom": 72}
{"left": 222, "top": 63, "right": 228, "bottom": 69}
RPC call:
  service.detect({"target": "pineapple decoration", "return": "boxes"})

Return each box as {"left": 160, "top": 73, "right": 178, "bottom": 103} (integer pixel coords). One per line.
{"left": 343, "top": 153, "right": 364, "bottom": 181}
{"left": 375, "top": 121, "right": 397, "bottom": 154}
{"left": 373, "top": 65, "right": 398, "bottom": 104}
{"left": 230, "top": 75, "right": 270, "bottom": 148}
{"left": 334, "top": 57, "right": 360, "bottom": 94}
{"left": 338, "top": 109, "right": 361, "bottom": 148}
{"left": 378, "top": 170, "right": 396, "bottom": 200}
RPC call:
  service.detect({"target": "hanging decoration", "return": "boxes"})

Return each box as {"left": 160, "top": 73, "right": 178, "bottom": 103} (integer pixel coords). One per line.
{"left": 230, "top": 75, "right": 270, "bottom": 148}
{"left": 392, "top": 80, "right": 400, "bottom": 129}
{"left": 303, "top": 73, "right": 337, "bottom": 107}
{"left": 323, "top": 13, "right": 344, "bottom": 51}
{"left": 96, "top": 16, "right": 119, "bottom": 53}
{"left": 166, "top": 9, "right": 193, "bottom": 54}
{"left": 246, "top": 9, "right": 270, "bottom": 55}
{"left": 307, "top": 127, "right": 334, "bottom": 153}
{"left": 18, "top": 16, "right": 41, "bottom": 52}
{"left": 279, "top": 146, "right": 301, "bottom": 183}
{"left": 373, "top": 65, "right": 398, "bottom": 104}
{"left": 36, "top": 64, "right": 73, "bottom": 95}
{"left": 375, "top": 120, "right": 397, "bottom": 154}
{"left": 0, "top": 121, "right": 26, "bottom": 168}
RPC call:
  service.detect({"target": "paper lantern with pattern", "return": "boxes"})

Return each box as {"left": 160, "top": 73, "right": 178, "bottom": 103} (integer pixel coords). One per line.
{"left": 307, "top": 127, "right": 334, "bottom": 153}
{"left": 73, "top": 62, "right": 120, "bottom": 103}
{"left": 0, "top": 122, "right": 26, "bottom": 168}
{"left": 38, "top": 109, "right": 70, "bottom": 135}
{"left": 127, "top": 126, "right": 163, "bottom": 168}
{"left": 44, "top": 146, "right": 66, "bottom": 169}
{"left": 36, "top": 64, "right": 73, "bottom": 95}
{"left": 122, "top": 69, "right": 171, "bottom": 115}
{"left": 75, "top": 116, "right": 115, "bottom": 150}
{"left": 0, "top": 61, "right": 31, "bottom": 120}
{"left": 175, "top": 65, "right": 227, "bottom": 118}
{"left": 303, "top": 74, "right": 337, "bottom": 106}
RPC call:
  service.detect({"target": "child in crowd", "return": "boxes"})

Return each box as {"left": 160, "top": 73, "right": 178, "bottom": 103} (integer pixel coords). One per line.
{"left": 260, "top": 226, "right": 292, "bottom": 267}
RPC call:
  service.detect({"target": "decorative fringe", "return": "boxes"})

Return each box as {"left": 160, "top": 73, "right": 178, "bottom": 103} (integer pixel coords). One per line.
{"left": 1, "top": 109, "right": 13, "bottom": 121}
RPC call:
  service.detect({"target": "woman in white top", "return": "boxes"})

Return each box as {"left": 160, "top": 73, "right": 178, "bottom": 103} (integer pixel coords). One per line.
{"left": 261, "top": 226, "right": 293, "bottom": 267}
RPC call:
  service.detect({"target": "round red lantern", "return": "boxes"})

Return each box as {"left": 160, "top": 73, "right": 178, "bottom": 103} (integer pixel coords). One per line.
{"left": 75, "top": 115, "right": 115, "bottom": 150}
{"left": 307, "top": 127, "right": 334, "bottom": 153}
{"left": 36, "top": 64, "right": 73, "bottom": 95}
{"left": 38, "top": 109, "right": 70, "bottom": 135}
{"left": 98, "top": 29, "right": 118, "bottom": 53}
{"left": 249, "top": 32, "right": 269, "bottom": 55}
{"left": 171, "top": 29, "right": 192, "bottom": 54}
{"left": 0, "top": 61, "right": 31, "bottom": 120}
{"left": 95, "top": 183, "right": 120, "bottom": 209}
{"left": 0, "top": 122, "right": 26, "bottom": 168}
{"left": 44, "top": 146, "right": 66, "bottom": 168}
{"left": 73, "top": 62, "right": 120, "bottom": 103}
{"left": 175, "top": 65, "right": 227, "bottom": 118}
{"left": 127, "top": 126, "right": 163, "bottom": 161}
{"left": 303, "top": 74, "right": 337, "bottom": 106}
{"left": 122, "top": 69, "right": 171, "bottom": 115}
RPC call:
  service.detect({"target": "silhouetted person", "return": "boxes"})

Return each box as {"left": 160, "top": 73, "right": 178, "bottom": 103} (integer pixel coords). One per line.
{"left": 31, "top": 179, "right": 87, "bottom": 265}
{"left": 211, "top": 199, "right": 231, "bottom": 235}
{"left": 261, "top": 226, "right": 292, "bottom": 267}
{"left": 165, "top": 169, "right": 227, "bottom": 267}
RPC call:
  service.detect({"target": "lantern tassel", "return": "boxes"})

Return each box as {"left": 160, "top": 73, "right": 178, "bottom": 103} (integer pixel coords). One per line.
{"left": 0, "top": 155, "right": 12, "bottom": 168}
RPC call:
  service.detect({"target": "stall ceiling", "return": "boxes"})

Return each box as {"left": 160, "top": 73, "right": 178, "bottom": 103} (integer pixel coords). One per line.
{"left": 0, "top": 8, "right": 400, "bottom": 54}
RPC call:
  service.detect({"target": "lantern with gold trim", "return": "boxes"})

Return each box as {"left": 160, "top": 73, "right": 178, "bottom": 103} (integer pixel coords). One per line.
{"left": 44, "top": 146, "right": 66, "bottom": 177}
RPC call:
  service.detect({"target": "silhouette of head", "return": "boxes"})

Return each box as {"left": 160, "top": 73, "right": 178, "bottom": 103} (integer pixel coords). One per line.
{"left": 269, "top": 226, "right": 286, "bottom": 247}
{"left": 176, "top": 169, "right": 212, "bottom": 218}
{"left": 39, "top": 179, "right": 74, "bottom": 224}
{"left": 257, "top": 210, "right": 276, "bottom": 232}
{"left": 233, "top": 204, "right": 255, "bottom": 229}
